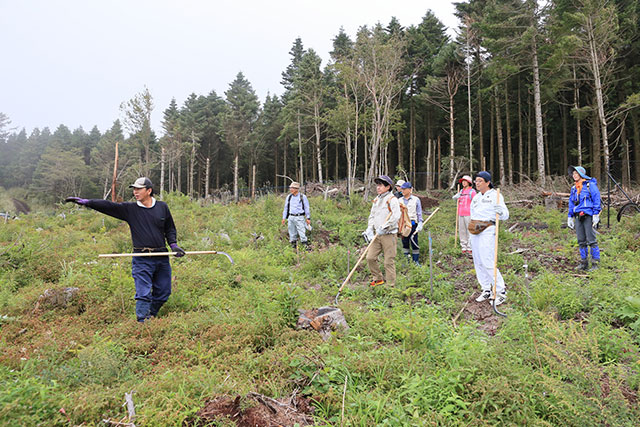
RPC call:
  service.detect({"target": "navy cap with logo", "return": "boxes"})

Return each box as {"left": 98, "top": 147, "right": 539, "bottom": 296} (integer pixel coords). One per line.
{"left": 475, "top": 171, "right": 494, "bottom": 188}
{"left": 400, "top": 181, "right": 412, "bottom": 189}
{"left": 129, "top": 177, "right": 153, "bottom": 189}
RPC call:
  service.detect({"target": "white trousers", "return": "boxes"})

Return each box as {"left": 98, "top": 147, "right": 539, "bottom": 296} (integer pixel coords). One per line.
{"left": 458, "top": 215, "right": 471, "bottom": 251}
{"left": 287, "top": 215, "right": 307, "bottom": 242}
{"left": 469, "top": 225, "right": 505, "bottom": 294}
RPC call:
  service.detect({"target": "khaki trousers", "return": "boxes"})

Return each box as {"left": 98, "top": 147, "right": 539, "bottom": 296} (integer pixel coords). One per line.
{"left": 366, "top": 234, "right": 397, "bottom": 286}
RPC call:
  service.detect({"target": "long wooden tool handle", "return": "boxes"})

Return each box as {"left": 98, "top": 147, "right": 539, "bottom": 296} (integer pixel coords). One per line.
{"left": 492, "top": 189, "right": 501, "bottom": 297}
{"left": 454, "top": 184, "right": 460, "bottom": 247}
{"left": 337, "top": 210, "right": 393, "bottom": 293}
{"left": 423, "top": 207, "right": 440, "bottom": 225}
{"left": 99, "top": 250, "right": 220, "bottom": 258}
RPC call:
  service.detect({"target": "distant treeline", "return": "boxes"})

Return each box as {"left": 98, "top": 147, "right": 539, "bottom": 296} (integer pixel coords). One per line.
{"left": 2, "top": 1, "right": 640, "bottom": 203}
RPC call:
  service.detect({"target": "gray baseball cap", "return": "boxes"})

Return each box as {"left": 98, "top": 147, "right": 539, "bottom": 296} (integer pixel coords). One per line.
{"left": 129, "top": 177, "right": 153, "bottom": 189}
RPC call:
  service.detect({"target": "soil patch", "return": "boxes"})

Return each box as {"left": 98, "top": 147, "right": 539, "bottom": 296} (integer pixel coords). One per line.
{"left": 461, "top": 296, "right": 504, "bottom": 335}
{"left": 185, "top": 392, "right": 313, "bottom": 427}
{"left": 415, "top": 194, "right": 440, "bottom": 209}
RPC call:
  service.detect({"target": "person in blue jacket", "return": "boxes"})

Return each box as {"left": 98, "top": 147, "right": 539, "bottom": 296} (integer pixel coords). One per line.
{"left": 567, "top": 166, "right": 601, "bottom": 271}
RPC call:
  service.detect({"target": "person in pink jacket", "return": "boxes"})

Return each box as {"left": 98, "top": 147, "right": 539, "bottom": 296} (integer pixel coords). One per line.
{"left": 452, "top": 175, "right": 477, "bottom": 254}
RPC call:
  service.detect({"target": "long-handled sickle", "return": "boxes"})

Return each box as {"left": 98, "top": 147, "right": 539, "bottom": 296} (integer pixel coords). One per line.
{"left": 492, "top": 189, "right": 507, "bottom": 317}
{"left": 98, "top": 250, "right": 235, "bottom": 264}
{"left": 334, "top": 211, "right": 393, "bottom": 304}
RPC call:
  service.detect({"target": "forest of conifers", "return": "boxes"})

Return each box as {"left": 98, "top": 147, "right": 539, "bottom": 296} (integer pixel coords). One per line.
{"left": 1, "top": 0, "right": 640, "bottom": 203}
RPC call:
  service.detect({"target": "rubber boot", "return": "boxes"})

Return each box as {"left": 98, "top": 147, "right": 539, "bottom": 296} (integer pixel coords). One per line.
{"left": 412, "top": 253, "right": 420, "bottom": 265}
{"left": 290, "top": 241, "right": 297, "bottom": 249}
{"left": 587, "top": 245, "right": 600, "bottom": 271}
{"left": 576, "top": 259, "right": 589, "bottom": 271}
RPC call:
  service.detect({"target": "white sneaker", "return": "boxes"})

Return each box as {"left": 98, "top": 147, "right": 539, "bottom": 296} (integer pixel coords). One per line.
{"left": 494, "top": 293, "right": 507, "bottom": 306}
{"left": 476, "top": 290, "right": 491, "bottom": 302}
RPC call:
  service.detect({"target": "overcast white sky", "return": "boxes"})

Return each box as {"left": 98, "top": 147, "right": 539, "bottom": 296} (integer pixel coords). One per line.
{"left": 1, "top": 0, "right": 459, "bottom": 136}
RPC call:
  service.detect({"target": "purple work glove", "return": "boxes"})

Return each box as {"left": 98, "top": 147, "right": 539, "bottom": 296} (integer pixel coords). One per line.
{"left": 64, "top": 197, "right": 89, "bottom": 205}
{"left": 170, "top": 243, "right": 185, "bottom": 257}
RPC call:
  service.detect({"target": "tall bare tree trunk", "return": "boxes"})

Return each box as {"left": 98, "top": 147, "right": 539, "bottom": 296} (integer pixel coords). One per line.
{"left": 495, "top": 87, "right": 506, "bottom": 185}
{"left": 437, "top": 134, "right": 442, "bottom": 189}
{"left": 587, "top": 16, "right": 610, "bottom": 177}
{"left": 490, "top": 97, "right": 495, "bottom": 174}
{"left": 233, "top": 152, "right": 239, "bottom": 202}
{"left": 160, "top": 147, "right": 165, "bottom": 198}
{"left": 573, "top": 66, "right": 583, "bottom": 165}
{"left": 297, "top": 112, "right": 304, "bottom": 184}
{"left": 517, "top": 79, "right": 523, "bottom": 182}
{"left": 449, "top": 92, "right": 456, "bottom": 185}
{"left": 622, "top": 121, "right": 630, "bottom": 187}
{"left": 478, "top": 82, "right": 484, "bottom": 171}
{"left": 314, "top": 104, "right": 323, "bottom": 184}
{"left": 205, "top": 157, "right": 210, "bottom": 198}
{"left": 592, "top": 109, "right": 601, "bottom": 182}
{"left": 562, "top": 104, "right": 568, "bottom": 173}
{"left": 504, "top": 84, "right": 513, "bottom": 185}
{"left": 532, "top": 38, "right": 546, "bottom": 186}
{"left": 632, "top": 112, "right": 640, "bottom": 183}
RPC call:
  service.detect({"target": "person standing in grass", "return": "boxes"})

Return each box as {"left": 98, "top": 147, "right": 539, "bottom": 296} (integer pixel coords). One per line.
{"left": 399, "top": 181, "right": 423, "bottom": 265}
{"left": 394, "top": 179, "right": 405, "bottom": 198}
{"left": 469, "top": 171, "right": 509, "bottom": 305}
{"left": 567, "top": 166, "right": 601, "bottom": 271}
{"left": 364, "top": 175, "right": 401, "bottom": 287}
{"left": 65, "top": 177, "right": 185, "bottom": 322}
{"left": 452, "top": 175, "right": 476, "bottom": 255}
{"left": 281, "top": 181, "right": 311, "bottom": 249}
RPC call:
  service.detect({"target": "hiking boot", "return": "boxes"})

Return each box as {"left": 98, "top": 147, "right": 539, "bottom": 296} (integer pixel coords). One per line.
{"left": 475, "top": 290, "right": 491, "bottom": 302}
{"left": 369, "top": 279, "right": 385, "bottom": 287}
{"left": 494, "top": 292, "right": 507, "bottom": 306}
{"left": 588, "top": 260, "right": 599, "bottom": 271}
{"left": 575, "top": 259, "right": 589, "bottom": 271}
{"left": 290, "top": 241, "right": 297, "bottom": 249}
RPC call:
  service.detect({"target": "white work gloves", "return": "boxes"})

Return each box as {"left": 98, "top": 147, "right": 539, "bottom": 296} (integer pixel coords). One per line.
{"left": 362, "top": 226, "right": 375, "bottom": 243}
{"left": 567, "top": 216, "right": 575, "bottom": 230}
{"left": 375, "top": 225, "right": 386, "bottom": 235}
{"left": 415, "top": 221, "right": 424, "bottom": 233}
{"left": 592, "top": 214, "right": 600, "bottom": 229}
{"left": 452, "top": 192, "right": 461, "bottom": 200}
{"left": 494, "top": 204, "right": 505, "bottom": 217}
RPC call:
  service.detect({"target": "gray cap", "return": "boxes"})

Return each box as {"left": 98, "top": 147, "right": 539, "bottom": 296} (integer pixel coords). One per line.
{"left": 129, "top": 177, "right": 153, "bottom": 189}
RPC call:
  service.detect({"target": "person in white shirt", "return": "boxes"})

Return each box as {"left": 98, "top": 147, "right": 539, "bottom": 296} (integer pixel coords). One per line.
{"left": 281, "top": 182, "right": 311, "bottom": 248}
{"left": 364, "top": 175, "right": 401, "bottom": 287}
{"left": 469, "top": 171, "right": 509, "bottom": 305}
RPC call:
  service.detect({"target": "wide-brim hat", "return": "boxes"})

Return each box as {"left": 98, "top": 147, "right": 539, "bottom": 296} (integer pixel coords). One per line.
{"left": 568, "top": 166, "right": 591, "bottom": 180}
{"left": 129, "top": 177, "right": 153, "bottom": 189}
{"left": 459, "top": 175, "right": 473, "bottom": 184}
{"left": 289, "top": 181, "right": 301, "bottom": 189}
{"left": 374, "top": 175, "right": 394, "bottom": 189}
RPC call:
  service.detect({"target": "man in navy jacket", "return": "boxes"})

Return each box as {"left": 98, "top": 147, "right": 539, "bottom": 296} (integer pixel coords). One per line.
{"left": 66, "top": 177, "right": 185, "bottom": 321}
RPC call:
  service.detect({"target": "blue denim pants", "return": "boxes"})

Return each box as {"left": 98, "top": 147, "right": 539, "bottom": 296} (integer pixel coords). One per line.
{"left": 131, "top": 256, "right": 172, "bottom": 321}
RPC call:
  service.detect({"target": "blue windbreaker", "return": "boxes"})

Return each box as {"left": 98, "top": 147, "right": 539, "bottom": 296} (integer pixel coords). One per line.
{"left": 568, "top": 178, "right": 601, "bottom": 217}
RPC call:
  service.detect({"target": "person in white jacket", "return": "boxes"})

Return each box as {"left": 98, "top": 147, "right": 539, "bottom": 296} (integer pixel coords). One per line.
{"left": 469, "top": 171, "right": 509, "bottom": 305}
{"left": 364, "top": 175, "right": 401, "bottom": 287}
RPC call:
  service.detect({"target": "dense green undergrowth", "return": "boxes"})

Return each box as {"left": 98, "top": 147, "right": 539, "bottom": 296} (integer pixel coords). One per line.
{"left": 1, "top": 190, "right": 640, "bottom": 426}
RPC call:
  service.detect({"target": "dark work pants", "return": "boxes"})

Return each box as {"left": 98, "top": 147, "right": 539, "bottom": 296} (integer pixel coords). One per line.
{"left": 132, "top": 256, "right": 172, "bottom": 321}
{"left": 574, "top": 215, "right": 600, "bottom": 260}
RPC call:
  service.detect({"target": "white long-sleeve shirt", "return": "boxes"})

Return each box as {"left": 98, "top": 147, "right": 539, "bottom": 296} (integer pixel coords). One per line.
{"left": 470, "top": 188, "right": 509, "bottom": 222}
{"left": 368, "top": 191, "right": 400, "bottom": 234}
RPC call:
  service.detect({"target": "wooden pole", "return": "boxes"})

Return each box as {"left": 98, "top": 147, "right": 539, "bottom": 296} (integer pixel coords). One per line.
{"left": 454, "top": 184, "right": 460, "bottom": 247}
{"left": 111, "top": 141, "right": 119, "bottom": 202}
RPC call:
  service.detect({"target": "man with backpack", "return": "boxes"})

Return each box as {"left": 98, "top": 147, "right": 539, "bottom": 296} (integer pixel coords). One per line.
{"left": 364, "top": 175, "right": 401, "bottom": 287}
{"left": 282, "top": 181, "right": 311, "bottom": 249}
{"left": 399, "top": 181, "right": 423, "bottom": 264}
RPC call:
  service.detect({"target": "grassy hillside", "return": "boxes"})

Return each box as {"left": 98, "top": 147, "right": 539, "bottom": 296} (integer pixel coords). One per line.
{"left": 1, "top": 191, "right": 639, "bottom": 426}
